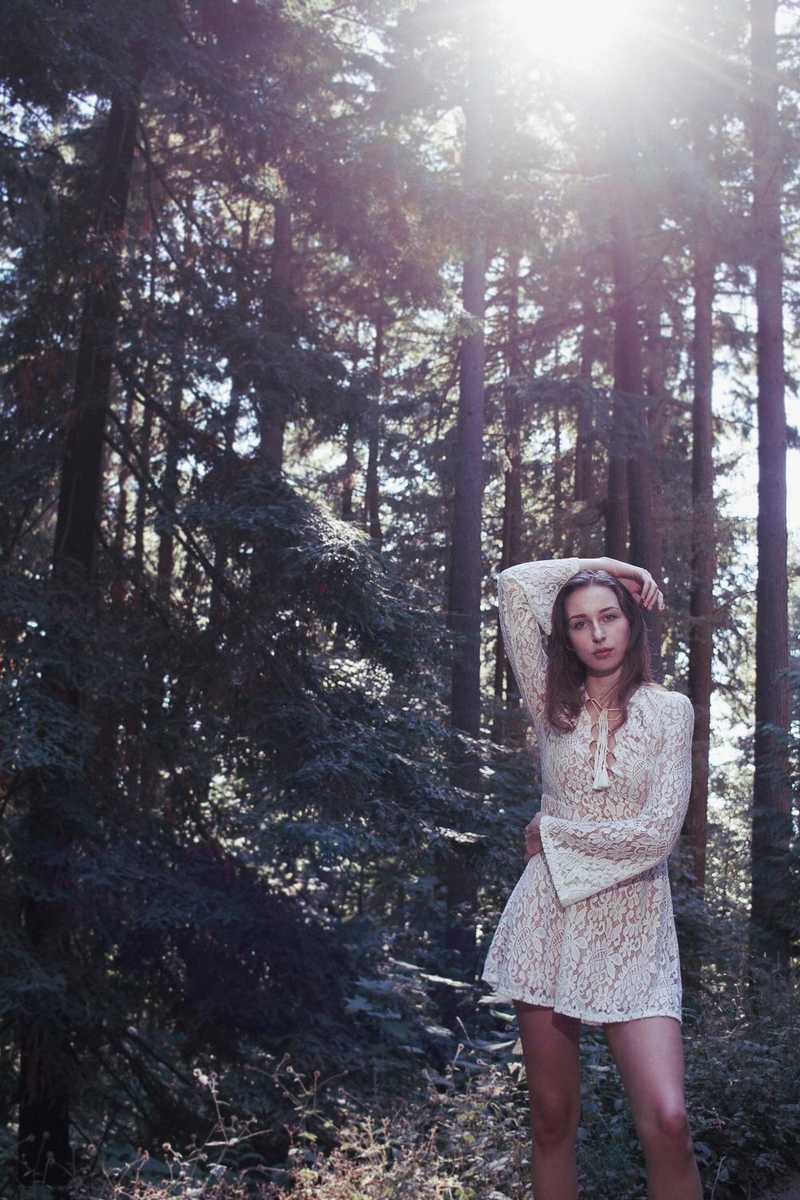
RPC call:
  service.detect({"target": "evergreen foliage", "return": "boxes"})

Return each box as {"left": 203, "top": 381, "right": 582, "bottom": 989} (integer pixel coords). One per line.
{"left": 0, "top": 0, "right": 798, "bottom": 1193}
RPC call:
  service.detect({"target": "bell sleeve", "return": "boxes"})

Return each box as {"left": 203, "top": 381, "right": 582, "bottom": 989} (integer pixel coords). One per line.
{"left": 539, "top": 692, "right": 695, "bottom": 907}
{"left": 497, "top": 558, "right": 583, "bottom": 723}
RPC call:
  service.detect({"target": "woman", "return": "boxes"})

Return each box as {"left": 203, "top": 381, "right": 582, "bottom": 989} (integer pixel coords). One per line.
{"left": 481, "top": 555, "right": 702, "bottom": 1200}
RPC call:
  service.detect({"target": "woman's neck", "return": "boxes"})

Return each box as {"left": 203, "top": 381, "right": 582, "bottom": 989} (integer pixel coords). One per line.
{"left": 583, "top": 665, "right": 624, "bottom": 708}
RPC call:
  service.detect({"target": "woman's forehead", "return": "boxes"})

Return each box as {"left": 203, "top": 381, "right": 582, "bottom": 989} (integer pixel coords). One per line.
{"left": 564, "top": 583, "right": 620, "bottom": 617}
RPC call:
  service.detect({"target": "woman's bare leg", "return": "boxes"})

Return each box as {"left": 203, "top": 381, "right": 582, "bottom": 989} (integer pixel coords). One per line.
{"left": 513, "top": 1001, "right": 581, "bottom": 1200}
{"left": 603, "top": 1015, "right": 702, "bottom": 1200}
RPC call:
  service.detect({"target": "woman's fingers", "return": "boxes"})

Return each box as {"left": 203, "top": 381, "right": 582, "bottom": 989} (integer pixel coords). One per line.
{"left": 643, "top": 586, "right": 664, "bottom": 611}
{"left": 523, "top": 812, "right": 543, "bottom": 859}
{"left": 636, "top": 569, "right": 664, "bottom": 611}
{"left": 524, "top": 830, "right": 543, "bottom": 859}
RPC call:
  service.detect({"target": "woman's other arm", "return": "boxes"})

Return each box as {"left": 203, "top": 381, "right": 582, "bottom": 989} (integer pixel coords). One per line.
{"left": 536, "top": 692, "right": 694, "bottom": 906}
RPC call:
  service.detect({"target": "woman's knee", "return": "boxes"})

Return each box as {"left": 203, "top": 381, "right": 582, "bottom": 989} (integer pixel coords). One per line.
{"left": 640, "top": 1100, "right": 693, "bottom": 1154}
{"left": 531, "top": 1089, "right": 580, "bottom": 1148}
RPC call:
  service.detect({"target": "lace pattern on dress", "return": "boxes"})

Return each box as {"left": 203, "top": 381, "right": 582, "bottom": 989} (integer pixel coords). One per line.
{"left": 482, "top": 557, "right": 696, "bottom": 1025}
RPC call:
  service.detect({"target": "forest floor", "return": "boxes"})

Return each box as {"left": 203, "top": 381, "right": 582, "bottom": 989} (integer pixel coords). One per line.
{"left": 759, "top": 1178, "right": 800, "bottom": 1199}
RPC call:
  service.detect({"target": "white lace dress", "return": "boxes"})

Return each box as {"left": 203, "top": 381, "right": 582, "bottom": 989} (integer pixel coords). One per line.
{"left": 480, "top": 557, "right": 695, "bottom": 1026}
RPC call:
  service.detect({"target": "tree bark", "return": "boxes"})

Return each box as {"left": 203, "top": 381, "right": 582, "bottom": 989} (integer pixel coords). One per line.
{"left": 493, "top": 252, "right": 523, "bottom": 746}
{"left": 638, "top": 295, "right": 666, "bottom": 680}
{"left": 210, "top": 207, "right": 248, "bottom": 631}
{"left": 134, "top": 233, "right": 156, "bottom": 605}
{"left": 131, "top": 236, "right": 157, "bottom": 809}
{"left": 342, "top": 418, "right": 357, "bottom": 519}
{"left": 444, "top": 10, "right": 490, "bottom": 956}
{"left": 156, "top": 295, "right": 186, "bottom": 606}
{"left": 112, "top": 384, "right": 134, "bottom": 609}
{"left": 748, "top": 0, "right": 791, "bottom": 971}
{"left": 553, "top": 376, "right": 564, "bottom": 553}
{"left": 684, "top": 106, "right": 717, "bottom": 896}
{"left": 574, "top": 269, "right": 598, "bottom": 506}
{"left": 258, "top": 199, "right": 293, "bottom": 468}
{"left": 607, "top": 125, "right": 662, "bottom": 675}
{"left": 606, "top": 182, "right": 633, "bottom": 561}
{"left": 364, "top": 309, "right": 384, "bottom": 547}
{"left": 17, "top": 74, "right": 142, "bottom": 1188}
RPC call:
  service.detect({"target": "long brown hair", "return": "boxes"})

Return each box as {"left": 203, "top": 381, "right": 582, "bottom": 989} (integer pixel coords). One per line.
{"left": 545, "top": 569, "right": 654, "bottom": 732}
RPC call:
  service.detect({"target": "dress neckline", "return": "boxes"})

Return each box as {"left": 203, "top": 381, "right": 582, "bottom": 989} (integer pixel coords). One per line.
{"left": 580, "top": 683, "right": 646, "bottom": 708}
{"left": 579, "top": 685, "right": 643, "bottom": 790}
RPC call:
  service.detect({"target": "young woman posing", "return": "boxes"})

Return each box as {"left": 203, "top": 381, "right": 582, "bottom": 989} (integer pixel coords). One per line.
{"left": 481, "top": 555, "right": 703, "bottom": 1200}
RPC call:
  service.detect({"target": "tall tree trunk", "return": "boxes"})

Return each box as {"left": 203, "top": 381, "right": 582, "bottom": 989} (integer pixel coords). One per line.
{"left": 157, "top": 194, "right": 193, "bottom": 606}
{"left": 574, "top": 268, "right": 597, "bottom": 506}
{"left": 342, "top": 418, "right": 357, "bottom": 519}
{"left": 553, "top": 393, "right": 563, "bottom": 553}
{"left": 606, "top": 188, "right": 633, "bottom": 561}
{"left": 156, "top": 306, "right": 186, "bottom": 605}
{"left": 684, "top": 104, "right": 717, "bottom": 897}
{"left": 607, "top": 126, "right": 662, "bottom": 674}
{"left": 364, "top": 308, "right": 384, "bottom": 548}
{"left": 259, "top": 199, "right": 292, "bottom": 468}
{"left": 17, "top": 76, "right": 142, "bottom": 1188}
{"left": 104, "top": 385, "right": 132, "bottom": 795}
{"left": 443, "top": 12, "right": 489, "bottom": 958}
{"left": 112, "top": 385, "right": 135, "bottom": 610}
{"left": 134, "top": 233, "right": 156, "bottom": 603}
{"left": 210, "top": 208, "right": 248, "bottom": 631}
{"left": 493, "top": 252, "right": 523, "bottom": 746}
{"left": 131, "top": 236, "right": 157, "bottom": 810}
{"left": 637, "top": 295, "right": 665, "bottom": 680}
{"left": 748, "top": 0, "right": 791, "bottom": 971}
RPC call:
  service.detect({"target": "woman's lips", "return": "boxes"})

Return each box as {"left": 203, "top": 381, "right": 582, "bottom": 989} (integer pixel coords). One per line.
{"left": 593, "top": 648, "right": 613, "bottom": 657}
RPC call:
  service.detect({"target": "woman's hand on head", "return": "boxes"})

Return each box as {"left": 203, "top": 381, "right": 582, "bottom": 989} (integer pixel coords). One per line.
{"left": 619, "top": 569, "right": 664, "bottom": 613}
{"left": 593, "top": 558, "right": 664, "bottom": 611}
{"left": 524, "top": 812, "right": 543, "bottom": 861}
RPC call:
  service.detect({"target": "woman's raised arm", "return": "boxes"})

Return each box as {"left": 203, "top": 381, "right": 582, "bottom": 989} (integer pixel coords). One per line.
{"left": 577, "top": 556, "right": 664, "bottom": 612}
{"left": 497, "top": 558, "right": 582, "bottom": 721}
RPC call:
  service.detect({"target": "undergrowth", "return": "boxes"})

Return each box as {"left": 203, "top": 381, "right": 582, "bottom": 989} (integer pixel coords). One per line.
{"left": 61, "top": 960, "right": 799, "bottom": 1200}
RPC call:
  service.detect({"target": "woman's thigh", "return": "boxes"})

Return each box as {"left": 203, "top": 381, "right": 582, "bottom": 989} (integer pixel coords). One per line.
{"left": 603, "top": 1015, "right": 690, "bottom": 1137}
{"left": 514, "top": 1002, "right": 582, "bottom": 1132}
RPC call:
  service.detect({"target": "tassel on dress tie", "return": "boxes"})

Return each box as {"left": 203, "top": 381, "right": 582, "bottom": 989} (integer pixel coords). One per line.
{"left": 591, "top": 702, "right": 611, "bottom": 791}
{"left": 585, "top": 692, "right": 620, "bottom": 792}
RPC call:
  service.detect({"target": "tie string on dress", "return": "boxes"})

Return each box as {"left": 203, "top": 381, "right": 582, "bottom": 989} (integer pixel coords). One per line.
{"left": 585, "top": 692, "right": 622, "bottom": 792}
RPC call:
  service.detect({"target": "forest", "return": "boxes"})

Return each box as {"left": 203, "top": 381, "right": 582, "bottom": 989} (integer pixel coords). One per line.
{"left": 0, "top": 0, "right": 798, "bottom": 1197}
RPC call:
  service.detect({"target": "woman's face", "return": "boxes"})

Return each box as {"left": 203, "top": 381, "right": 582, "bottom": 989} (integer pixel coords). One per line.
{"left": 564, "top": 584, "right": 631, "bottom": 675}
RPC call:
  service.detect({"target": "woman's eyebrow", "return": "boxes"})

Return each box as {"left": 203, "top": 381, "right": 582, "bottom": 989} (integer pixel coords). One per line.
{"left": 568, "top": 606, "right": 619, "bottom": 620}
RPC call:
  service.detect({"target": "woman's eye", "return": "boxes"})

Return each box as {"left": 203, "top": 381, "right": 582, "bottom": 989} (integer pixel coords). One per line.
{"left": 604, "top": 613, "right": 617, "bottom": 621}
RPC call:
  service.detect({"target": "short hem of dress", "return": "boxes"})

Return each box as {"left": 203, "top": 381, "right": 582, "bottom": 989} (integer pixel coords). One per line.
{"left": 480, "top": 976, "right": 681, "bottom": 1026}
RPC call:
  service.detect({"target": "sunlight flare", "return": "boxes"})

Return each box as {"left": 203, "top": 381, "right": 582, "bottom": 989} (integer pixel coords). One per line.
{"left": 506, "top": 0, "right": 643, "bottom": 74}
